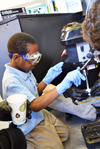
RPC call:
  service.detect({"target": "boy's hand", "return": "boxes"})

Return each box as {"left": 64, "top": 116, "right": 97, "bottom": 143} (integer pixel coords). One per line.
{"left": 43, "top": 62, "right": 64, "bottom": 85}
{"left": 56, "top": 67, "right": 86, "bottom": 95}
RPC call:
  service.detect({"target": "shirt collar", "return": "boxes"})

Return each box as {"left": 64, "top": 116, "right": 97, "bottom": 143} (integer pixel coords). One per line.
{"left": 5, "top": 63, "right": 32, "bottom": 81}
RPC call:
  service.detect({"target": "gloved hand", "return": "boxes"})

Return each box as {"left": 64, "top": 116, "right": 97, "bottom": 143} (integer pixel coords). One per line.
{"left": 0, "top": 100, "right": 12, "bottom": 114}
{"left": 56, "top": 67, "right": 86, "bottom": 95}
{"left": 26, "top": 100, "right": 32, "bottom": 119}
{"left": 43, "top": 62, "right": 64, "bottom": 84}
{"left": 0, "top": 100, "right": 12, "bottom": 121}
{"left": 91, "top": 79, "right": 100, "bottom": 96}
{"left": 63, "top": 87, "right": 89, "bottom": 104}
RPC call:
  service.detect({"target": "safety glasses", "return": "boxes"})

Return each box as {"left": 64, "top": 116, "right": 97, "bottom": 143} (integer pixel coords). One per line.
{"left": 9, "top": 51, "right": 42, "bottom": 65}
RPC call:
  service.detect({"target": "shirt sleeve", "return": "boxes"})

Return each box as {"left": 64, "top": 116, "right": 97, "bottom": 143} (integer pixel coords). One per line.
{"left": 6, "top": 78, "right": 36, "bottom": 103}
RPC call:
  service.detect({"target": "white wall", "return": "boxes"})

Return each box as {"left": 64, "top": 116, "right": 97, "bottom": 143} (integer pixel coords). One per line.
{"left": 0, "top": 0, "right": 46, "bottom": 10}
{"left": 0, "top": 0, "right": 33, "bottom": 10}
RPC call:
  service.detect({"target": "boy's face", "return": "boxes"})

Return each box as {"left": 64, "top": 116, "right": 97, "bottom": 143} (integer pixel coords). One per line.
{"left": 12, "top": 44, "right": 40, "bottom": 73}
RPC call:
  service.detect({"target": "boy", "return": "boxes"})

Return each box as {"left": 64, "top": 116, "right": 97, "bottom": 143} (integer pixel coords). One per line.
{"left": 2, "top": 32, "right": 85, "bottom": 149}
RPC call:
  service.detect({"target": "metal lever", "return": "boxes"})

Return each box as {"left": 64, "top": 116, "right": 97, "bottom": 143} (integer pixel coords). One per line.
{"left": 80, "top": 58, "right": 92, "bottom": 96}
{"left": 80, "top": 58, "right": 91, "bottom": 71}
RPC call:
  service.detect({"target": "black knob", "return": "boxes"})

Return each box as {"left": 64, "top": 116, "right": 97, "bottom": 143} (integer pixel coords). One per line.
{"left": 81, "top": 46, "right": 84, "bottom": 51}
{"left": 83, "top": 56, "right": 86, "bottom": 59}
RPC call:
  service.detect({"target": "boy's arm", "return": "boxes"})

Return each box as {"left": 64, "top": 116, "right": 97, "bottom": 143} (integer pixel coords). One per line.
{"left": 37, "top": 81, "right": 47, "bottom": 94}
{"left": 30, "top": 87, "right": 59, "bottom": 112}
{"left": 37, "top": 62, "right": 64, "bottom": 94}
{"left": 31, "top": 67, "right": 85, "bottom": 112}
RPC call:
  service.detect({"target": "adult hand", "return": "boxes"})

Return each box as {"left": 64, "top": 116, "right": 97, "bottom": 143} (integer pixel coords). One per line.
{"left": 0, "top": 100, "right": 12, "bottom": 121}
{"left": 43, "top": 62, "right": 64, "bottom": 84}
{"left": 91, "top": 79, "right": 100, "bottom": 96}
{"left": 56, "top": 67, "right": 86, "bottom": 95}
{"left": 63, "top": 87, "right": 89, "bottom": 103}
{"left": 0, "top": 100, "right": 12, "bottom": 113}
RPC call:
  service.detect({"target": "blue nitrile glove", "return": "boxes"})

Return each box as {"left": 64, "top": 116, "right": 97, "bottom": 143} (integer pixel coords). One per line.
{"left": 43, "top": 62, "right": 64, "bottom": 85}
{"left": 56, "top": 67, "right": 86, "bottom": 95}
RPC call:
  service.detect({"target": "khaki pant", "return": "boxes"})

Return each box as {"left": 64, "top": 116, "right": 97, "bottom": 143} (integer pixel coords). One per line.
{"left": 26, "top": 109, "right": 69, "bottom": 149}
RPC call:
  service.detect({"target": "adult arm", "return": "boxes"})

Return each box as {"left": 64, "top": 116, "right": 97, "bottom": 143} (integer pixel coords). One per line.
{"left": 37, "top": 81, "right": 47, "bottom": 95}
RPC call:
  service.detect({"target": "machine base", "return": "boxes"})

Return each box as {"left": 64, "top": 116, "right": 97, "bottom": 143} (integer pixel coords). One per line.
{"left": 81, "top": 121, "right": 100, "bottom": 149}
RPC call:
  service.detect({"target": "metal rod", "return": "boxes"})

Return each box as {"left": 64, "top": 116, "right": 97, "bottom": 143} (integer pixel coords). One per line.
{"left": 83, "top": 70, "right": 91, "bottom": 96}
{"left": 80, "top": 58, "right": 91, "bottom": 71}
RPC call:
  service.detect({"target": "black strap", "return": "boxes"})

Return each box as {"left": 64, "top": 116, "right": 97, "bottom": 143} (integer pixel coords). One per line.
{"left": 0, "top": 127, "right": 27, "bottom": 149}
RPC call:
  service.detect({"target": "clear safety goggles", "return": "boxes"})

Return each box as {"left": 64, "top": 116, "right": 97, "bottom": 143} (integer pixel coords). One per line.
{"left": 9, "top": 51, "right": 42, "bottom": 65}
{"left": 93, "top": 50, "right": 100, "bottom": 63}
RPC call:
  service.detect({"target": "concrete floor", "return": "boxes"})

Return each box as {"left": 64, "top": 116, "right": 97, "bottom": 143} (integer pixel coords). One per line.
{"left": 50, "top": 109, "right": 100, "bottom": 149}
